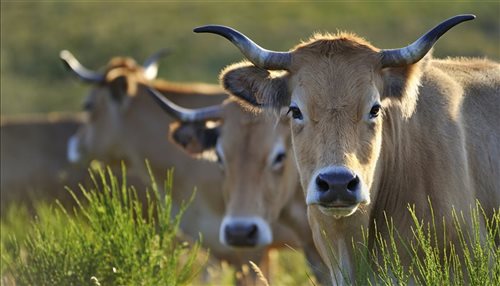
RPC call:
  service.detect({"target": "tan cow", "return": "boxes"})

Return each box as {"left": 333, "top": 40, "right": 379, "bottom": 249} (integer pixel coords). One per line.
{"left": 61, "top": 50, "right": 293, "bottom": 284}
{"left": 148, "top": 87, "right": 330, "bottom": 283}
{"left": 195, "top": 15, "right": 500, "bottom": 284}
{"left": 0, "top": 112, "right": 89, "bottom": 215}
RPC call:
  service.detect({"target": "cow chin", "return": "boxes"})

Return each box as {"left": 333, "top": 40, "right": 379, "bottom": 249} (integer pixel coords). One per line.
{"left": 317, "top": 204, "right": 359, "bottom": 219}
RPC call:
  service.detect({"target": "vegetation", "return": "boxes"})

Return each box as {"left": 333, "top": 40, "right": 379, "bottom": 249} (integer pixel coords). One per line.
{"left": 1, "top": 166, "right": 204, "bottom": 285}
{"left": 358, "top": 203, "right": 500, "bottom": 285}
{"left": 2, "top": 165, "right": 498, "bottom": 285}
{"left": 1, "top": 2, "right": 498, "bottom": 115}
{"left": 1, "top": 2, "right": 499, "bottom": 285}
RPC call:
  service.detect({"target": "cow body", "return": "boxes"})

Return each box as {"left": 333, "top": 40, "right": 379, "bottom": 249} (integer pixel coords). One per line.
{"left": 150, "top": 95, "right": 330, "bottom": 283}
{"left": 0, "top": 113, "right": 89, "bottom": 214}
{"left": 198, "top": 15, "right": 500, "bottom": 284}
{"left": 62, "top": 52, "right": 294, "bottom": 284}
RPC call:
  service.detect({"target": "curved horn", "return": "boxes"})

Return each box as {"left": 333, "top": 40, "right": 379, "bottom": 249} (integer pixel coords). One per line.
{"left": 381, "top": 14, "right": 475, "bottom": 67}
{"left": 147, "top": 87, "right": 223, "bottom": 122}
{"left": 59, "top": 50, "right": 105, "bottom": 83}
{"left": 143, "top": 48, "right": 170, "bottom": 80}
{"left": 194, "top": 25, "right": 291, "bottom": 70}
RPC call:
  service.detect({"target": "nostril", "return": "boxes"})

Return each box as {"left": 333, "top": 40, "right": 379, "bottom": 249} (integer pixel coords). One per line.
{"left": 347, "top": 176, "right": 360, "bottom": 191}
{"left": 316, "top": 175, "right": 330, "bottom": 192}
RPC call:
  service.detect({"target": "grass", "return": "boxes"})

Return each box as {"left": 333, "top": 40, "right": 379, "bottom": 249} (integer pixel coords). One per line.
{"left": 2, "top": 164, "right": 498, "bottom": 285}
{"left": 350, "top": 202, "right": 500, "bottom": 285}
{"left": 1, "top": 165, "right": 205, "bottom": 285}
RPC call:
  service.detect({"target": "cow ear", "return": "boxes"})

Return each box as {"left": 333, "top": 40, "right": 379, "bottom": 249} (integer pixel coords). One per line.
{"left": 220, "top": 61, "right": 289, "bottom": 112}
{"left": 169, "top": 121, "right": 220, "bottom": 157}
{"left": 381, "top": 55, "right": 430, "bottom": 118}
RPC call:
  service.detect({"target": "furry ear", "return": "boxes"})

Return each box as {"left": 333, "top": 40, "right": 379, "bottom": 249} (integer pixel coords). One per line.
{"left": 381, "top": 54, "right": 431, "bottom": 118}
{"left": 220, "top": 61, "right": 290, "bottom": 111}
{"left": 169, "top": 121, "right": 220, "bottom": 156}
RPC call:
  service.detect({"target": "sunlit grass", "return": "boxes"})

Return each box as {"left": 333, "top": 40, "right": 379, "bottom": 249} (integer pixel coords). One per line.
{"left": 2, "top": 166, "right": 498, "bottom": 285}
{"left": 352, "top": 202, "right": 500, "bottom": 285}
{"left": 1, "top": 165, "right": 204, "bottom": 285}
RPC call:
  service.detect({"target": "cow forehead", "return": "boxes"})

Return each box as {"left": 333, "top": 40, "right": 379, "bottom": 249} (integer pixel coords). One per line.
{"left": 220, "top": 102, "right": 288, "bottom": 158}
{"left": 292, "top": 32, "right": 379, "bottom": 61}
{"left": 290, "top": 62, "right": 379, "bottom": 121}
{"left": 106, "top": 57, "right": 140, "bottom": 71}
{"left": 289, "top": 36, "right": 381, "bottom": 110}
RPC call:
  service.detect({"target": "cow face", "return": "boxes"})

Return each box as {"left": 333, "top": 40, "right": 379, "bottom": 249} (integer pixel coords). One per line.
{"left": 68, "top": 77, "right": 130, "bottom": 165}
{"left": 62, "top": 51, "right": 162, "bottom": 167}
{"left": 222, "top": 41, "right": 386, "bottom": 219}
{"left": 168, "top": 100, "right": 298, "bottom": 247}
{"left": 205, "top": 15, "right": 473, "bottom": 219}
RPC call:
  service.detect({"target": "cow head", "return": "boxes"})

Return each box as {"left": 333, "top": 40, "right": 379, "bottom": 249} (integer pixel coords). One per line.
{"left": 196, "top": 15, "right": 474, "bottom": 219}
{"left": 62, "top": 49, "right": 168, "bottom": 167}
{"left": 148, "top": 88, "right": 298, "bottom": 248}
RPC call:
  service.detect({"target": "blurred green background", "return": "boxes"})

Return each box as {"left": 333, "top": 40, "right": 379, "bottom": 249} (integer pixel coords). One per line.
{"left": 1, "top": 1, "right": 499, "bottom": 115}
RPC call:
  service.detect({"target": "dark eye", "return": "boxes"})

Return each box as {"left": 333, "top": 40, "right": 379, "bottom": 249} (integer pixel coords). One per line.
{"left": 286, "top": 106, "right": 303, "bottom": 120}
{"left": 273, "top": 152, "right": 286, "bottom": 165}
{"left": 369, "top": 104, "right": 381, "bottom": 119}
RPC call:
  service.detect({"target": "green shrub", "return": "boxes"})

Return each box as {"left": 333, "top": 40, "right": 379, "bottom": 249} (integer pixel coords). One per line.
{"left": 351, "top": 201, "right": 500, "bottom": 285}
{"left": 2, "top": 165, "right": 204, "bottom": 285}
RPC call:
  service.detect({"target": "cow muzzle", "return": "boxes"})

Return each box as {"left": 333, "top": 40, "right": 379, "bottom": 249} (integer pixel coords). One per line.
{"left": 219, "top": 216, "right": 272, "bottom": 248}
{"left": 306, "top": 166, "right": 369, "bottom": 218}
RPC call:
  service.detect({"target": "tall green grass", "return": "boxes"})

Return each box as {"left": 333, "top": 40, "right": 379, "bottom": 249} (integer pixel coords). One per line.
{"left": 2, "top": 165, "right": 498, "bottom": 285}
{"left": 2, "top": 165, "right": 204, "bottom": 285}
{"left": 350, "top": 202, "right": 500, "bottom": 285}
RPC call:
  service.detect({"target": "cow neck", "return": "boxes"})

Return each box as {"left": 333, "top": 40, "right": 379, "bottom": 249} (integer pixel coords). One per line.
{"left": 372, "top": 105, "right": 416, "bottom": 220}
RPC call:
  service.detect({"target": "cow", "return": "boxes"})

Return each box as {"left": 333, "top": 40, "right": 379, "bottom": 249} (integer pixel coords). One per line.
{"left": 194, "top": 14, "right": 500, "bottom": 284}
{"left": 0, "top": 112, "right": 89, "bottom": 215}
{"left": 147, "top": 87, "right": 330, "bottom": 283}
{"left": 60, "top": 50, "right": 298, "bottom": 284}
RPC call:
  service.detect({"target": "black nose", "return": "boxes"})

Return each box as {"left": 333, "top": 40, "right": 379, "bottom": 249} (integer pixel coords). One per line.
{"left": 224, "top": 222, "right": 258, "bottom": 247}
{"left": 315, "top": 167, "right": 361, "bottom": 205}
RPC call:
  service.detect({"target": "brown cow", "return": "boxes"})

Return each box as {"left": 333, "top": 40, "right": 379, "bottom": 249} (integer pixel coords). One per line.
{"left": 61, "top": 50, "right": 294, "bottom": 284}
{"left": 1, "top": 112, "right": 89, "bottom": 215}
{"left": 148, "top": 87, "right": 330, "bottom": 283}
{"left": 195, "top": 15, "right": 500, "bottom": 284}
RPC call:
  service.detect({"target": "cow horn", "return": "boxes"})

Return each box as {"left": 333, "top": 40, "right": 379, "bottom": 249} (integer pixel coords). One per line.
{"left": 147, "top": 87, "right": 223, "bottom": 122}
{"left": 194, "top": 25, "right": 291, "bottom": 70}
{"left": 381, "top": 14, "right": 475, "bottom": 67}
{"left": 59, "top": 50, "right": 105, "bottom": 83}
{"left": 143, "top": 48, "right": 170, "bottom": 80}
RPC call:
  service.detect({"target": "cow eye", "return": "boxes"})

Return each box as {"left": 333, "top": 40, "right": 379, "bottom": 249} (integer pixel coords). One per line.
{"left": 369, "top": 104, "right": 381, "bottom": 119}
{"left": 272, "top": 151, "right": 286, "bottom": 171}
{"left": 274, "top": 152, "right": 286, "bottom": 165}
{"left": 286, "top": 105, "right": 303, "bottom": 120}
